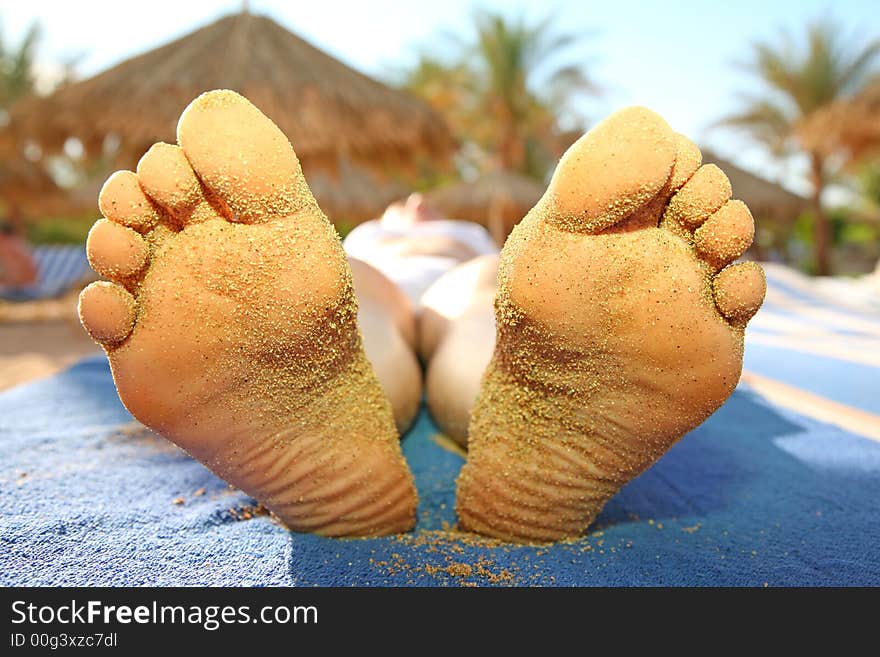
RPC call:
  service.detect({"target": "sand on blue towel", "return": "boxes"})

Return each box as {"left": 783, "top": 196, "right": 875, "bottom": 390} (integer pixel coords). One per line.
{"left": 1, "top": 356, "right": 878, "bottom": 586}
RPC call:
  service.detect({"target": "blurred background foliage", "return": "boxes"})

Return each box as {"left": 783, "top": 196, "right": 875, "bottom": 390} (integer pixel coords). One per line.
{"left": 399, "top": 11, "right": 597, "bottom": 181}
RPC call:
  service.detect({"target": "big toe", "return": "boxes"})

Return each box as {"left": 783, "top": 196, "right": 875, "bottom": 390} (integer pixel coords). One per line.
{"left": 177, "top": 89, "right": 314, "bottom": 223}
{"left": 542, "top": 106, "right": 677, "bottom": 233}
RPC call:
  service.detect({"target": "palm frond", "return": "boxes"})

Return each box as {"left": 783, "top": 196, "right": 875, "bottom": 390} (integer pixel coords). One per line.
{"left": 717, "top": 98, "right": 795, "bottom": 154}
{"left": 399, "top": 9, "right": 599, "bottom": 175}
{"left": 720, "top": 18, "right": 879, "bottom": 158}
{"left": 837, "top": 38, "right": 880, "bottom": 94}
{"left": 0, "top": 21, "right": 40, "bottom": 109}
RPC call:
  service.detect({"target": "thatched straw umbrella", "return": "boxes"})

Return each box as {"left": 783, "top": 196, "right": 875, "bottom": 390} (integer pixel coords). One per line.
{"left": 0, "top": 148, "right": 83, "bottom": 220}
{"left": 425, "top": 170, "right": 545, "bottom": 244}
{"left": 307, "top": 161, "right": 409, "bottom": 225}
{"left": 3, "top": 11, "right": 454, "bottom": 221}
{"left": 0, "top": 158, "right": 55, "bottom": 209}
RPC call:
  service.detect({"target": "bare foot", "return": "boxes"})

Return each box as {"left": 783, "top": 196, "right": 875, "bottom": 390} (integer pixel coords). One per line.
{"left": 78, "top": 90, "right": 417, "bottom": 537}
{"left": 456, "top": 107, "right": 766, "bottom": 542}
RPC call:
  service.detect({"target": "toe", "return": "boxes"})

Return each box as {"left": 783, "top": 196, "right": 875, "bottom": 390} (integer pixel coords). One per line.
{"left": 98, "top": 171, "right": 161, "bottom": 233}
{"left": 668, "top": 134, "right": 702, "bottom": 193}
{"left": 662, "top": 164, "right": 731, "bottom": 230}
{"left": 177, "top": 89, "right": 313, "bottom": 223}
{"left": 86, "top": 219, "right": 149, "bottom": 281}
{"left": 619, "top": 132, "right": 704, "bottom": 231}
{"left": 136, "top": 143, "right": 219, "bottom": 225}
{"left": 694, "top": 200, "right": 755, "bottom": 270}
{"left": 542, "top": 106, "right": 676, "bottom": 233}
{"left": 78, "top": 282, "right": 137, "bottom": 345}
{"left": 713, "top": 261, "right": 766, "bottom": 324}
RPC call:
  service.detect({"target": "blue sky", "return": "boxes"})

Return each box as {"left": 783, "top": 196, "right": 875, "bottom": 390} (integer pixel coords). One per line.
{"left": 3, "top": 0, "right": 879, "bottom": 195}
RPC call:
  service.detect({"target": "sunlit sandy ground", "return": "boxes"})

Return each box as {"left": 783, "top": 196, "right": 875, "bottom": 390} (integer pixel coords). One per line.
{"left": 0, "top": 291, "right": 100, "bottom": 391}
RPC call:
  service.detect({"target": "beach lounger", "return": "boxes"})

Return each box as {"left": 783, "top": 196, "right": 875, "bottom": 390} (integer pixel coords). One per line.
{"left": 0, "top": 245, "right": 91, "bottom": 301}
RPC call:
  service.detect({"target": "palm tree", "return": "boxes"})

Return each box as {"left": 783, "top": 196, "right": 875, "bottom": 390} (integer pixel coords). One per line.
{"left": 402, "top": 11, "right": 598, "bottom": 179}
{"left": 0, "top": 20, "right": 40, "bottom": 111}
{"left": 470, "top": 12, "right": 597, "bottom": 173}
{"left": 861, "top": 162, "right": 880, "bottom": 211}
{"left": 721, "top": 20, "right": 880, "bottom": 275}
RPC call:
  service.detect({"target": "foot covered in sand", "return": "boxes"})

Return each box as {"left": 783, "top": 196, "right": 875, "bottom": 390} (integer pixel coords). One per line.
{"left": 456, "top": 107, "right": 766, "bottom": 542}
{"left": 79, "top": 90, "right": 417, "bottom": 537}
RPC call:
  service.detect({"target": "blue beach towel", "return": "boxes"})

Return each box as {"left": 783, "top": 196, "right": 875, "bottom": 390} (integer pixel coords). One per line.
{"left": 1, "top": 354, "right": 878, "bottom": 586}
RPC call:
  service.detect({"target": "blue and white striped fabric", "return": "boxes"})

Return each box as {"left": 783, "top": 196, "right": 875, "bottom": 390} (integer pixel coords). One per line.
{"left": 0, "top": 245, "right": 91, "bottom": 301}
{"left": 741, "top": 263, "right": 880, "bottom": 440}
